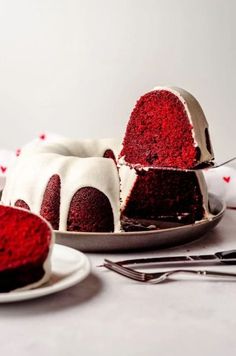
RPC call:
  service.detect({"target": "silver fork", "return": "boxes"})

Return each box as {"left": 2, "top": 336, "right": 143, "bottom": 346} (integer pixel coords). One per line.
{"left": 104, "top": 259, "right": 236, "bottom": 284}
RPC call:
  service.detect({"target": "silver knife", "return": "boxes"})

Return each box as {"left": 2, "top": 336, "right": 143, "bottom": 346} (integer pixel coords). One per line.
{"left": 107, "top": 250, "right": 236, "bottom": 267}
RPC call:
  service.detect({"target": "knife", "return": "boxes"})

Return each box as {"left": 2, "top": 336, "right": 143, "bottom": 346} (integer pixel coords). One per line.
{"left": 103, "top": 250, "right": 236, "bottom": 267}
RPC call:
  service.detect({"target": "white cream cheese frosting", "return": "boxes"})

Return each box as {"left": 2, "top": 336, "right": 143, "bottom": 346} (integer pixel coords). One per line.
{"left": 2, "top": 138, "right": 121, "bottom": 232}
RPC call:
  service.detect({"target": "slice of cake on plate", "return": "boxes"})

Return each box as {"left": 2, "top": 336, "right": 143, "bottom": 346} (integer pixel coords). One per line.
{"left": 119, "top": 87, "right": 214, "bottom": 170}
{"left": 0, "top": 205, "right": 53, "bottom": 292}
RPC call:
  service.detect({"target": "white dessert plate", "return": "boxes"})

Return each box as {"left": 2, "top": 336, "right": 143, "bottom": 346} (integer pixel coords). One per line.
{"left": 55, "top": 195, "right": 225, "bottom": 252}
{"left": 0, "top": 244, "right": 90, "bottom": 303}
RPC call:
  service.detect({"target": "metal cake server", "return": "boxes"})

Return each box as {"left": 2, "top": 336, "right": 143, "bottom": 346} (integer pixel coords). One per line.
{"left": 212, "top": 156, "right": 236, "bottom": 168}
{"left": 200, "top": 156, "right": 236, "bottom": 169}
{"left": 152, "top": 156, "right": 236, "bottom": 172}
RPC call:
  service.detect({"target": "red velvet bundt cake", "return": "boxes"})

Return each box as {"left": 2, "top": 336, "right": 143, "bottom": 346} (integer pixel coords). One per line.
{"left": 2, "top": 87, "right": 214, "bottom": 233}
{"left": 0, "top": 205, "right": 53, "bottom": 292}
{"left": 119, "top": 87, "right": 214, "bottom": 170}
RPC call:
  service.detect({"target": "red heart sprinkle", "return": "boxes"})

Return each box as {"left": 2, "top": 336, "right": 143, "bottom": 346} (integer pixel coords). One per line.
{"left": 16, "top": 148, "right": 21, "bottom": 157}
{"left": 0, "top": 166, "right": 7, "bottom": 174}
{"left": 223, "top": 176, "right": 231, "bottom": 183}
{"left": 39, "top": 133, "right": 46, "bottom": 140}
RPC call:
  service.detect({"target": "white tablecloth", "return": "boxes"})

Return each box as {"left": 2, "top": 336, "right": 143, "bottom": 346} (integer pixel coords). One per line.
{"left": 1, "top": 209, "right": 236, "bottom": 356}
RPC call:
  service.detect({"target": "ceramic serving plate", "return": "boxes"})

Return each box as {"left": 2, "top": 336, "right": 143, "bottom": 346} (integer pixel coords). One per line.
{"left": 55, "top": 194, "right": 225, "bottom": 252}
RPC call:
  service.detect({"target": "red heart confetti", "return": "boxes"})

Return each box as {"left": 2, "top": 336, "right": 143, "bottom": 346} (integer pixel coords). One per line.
{"left": 16, "top": 148, "right": 21, "bottom": 157}
{"left": 0, "top": 166, "right": 7, "bottom": 174}
{"left": 39, "top": 133, "right": 46, "bottom": 140}
{"left": 223, "top": 176, "right": 231, "bottom": 183}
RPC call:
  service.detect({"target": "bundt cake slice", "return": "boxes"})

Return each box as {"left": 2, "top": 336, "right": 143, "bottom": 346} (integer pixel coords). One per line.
{"left": 0, "top": 205, "right": 53, "bottom": 292}
{"left": 119, "top": 86, "right": 213, "bottom": 226}
{"left": 120, "top": 166, "right": 210, "bottom": 225}
{"left": 119, "top": 87, "right": 214, "bottom": 170}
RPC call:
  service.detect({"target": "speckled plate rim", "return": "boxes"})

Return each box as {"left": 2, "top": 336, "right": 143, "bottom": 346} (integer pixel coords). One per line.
{"left": 54, "top": 195, "right": 226, "bottom": 252}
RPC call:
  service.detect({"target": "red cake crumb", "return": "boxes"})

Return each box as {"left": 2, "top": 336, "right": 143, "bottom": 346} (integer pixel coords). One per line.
{"left": 15, "top": 199, "right": 30, "bottom": 210}
{"left": 103, "top": 149, "right": 116, "bottom": 163}
{"left": 120, "top": 90, "right": 198, "bottom": 169}
{"left": 0, "top": 206, "right": 51, "bottom": 272}
{"left": 40, "top": 175, "right": 61, "bottom": 230}
{"left": 67, "top": 187, "right": 114, "bottom": 232}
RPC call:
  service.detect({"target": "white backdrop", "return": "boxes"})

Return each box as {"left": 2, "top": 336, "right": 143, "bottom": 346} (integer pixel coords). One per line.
{"left": 0, "top": 0, "right": 235, "bottom": 161}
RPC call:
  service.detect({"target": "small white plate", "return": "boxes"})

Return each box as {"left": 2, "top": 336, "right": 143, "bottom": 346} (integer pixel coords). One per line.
{"left": 0, "top": 244, "right": 90, "bottom": 303}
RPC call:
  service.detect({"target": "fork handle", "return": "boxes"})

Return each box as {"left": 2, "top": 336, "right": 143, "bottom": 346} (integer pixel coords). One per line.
{"left": 164, "top": 269, "right": 236, "bottom": 280}
{"left": 148, "top": 269, "right": 236, "bottom": 284}
{"left": 193, "top": 270, "right": 236, "bottom": 279}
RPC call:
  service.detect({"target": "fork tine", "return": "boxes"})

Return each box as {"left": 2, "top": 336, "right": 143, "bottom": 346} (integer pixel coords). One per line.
{"left": 104, "top": 259, "right": 144, "bottom": 278}
{"left": 104, "top": 259, "right": 157, "bottom": 281}
{"left": 104, "top": 263, "right": 143, "bottom": 281}
{"left": 104, "top": 260, "right": 145, "bottom": 281}
{"left": 104, "top": 260, "right": 144, "bottom": 280}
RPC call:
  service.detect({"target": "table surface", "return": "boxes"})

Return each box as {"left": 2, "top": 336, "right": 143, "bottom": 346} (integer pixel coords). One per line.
{"left": 1, "top": 210, "right": 236, "bottom": 356}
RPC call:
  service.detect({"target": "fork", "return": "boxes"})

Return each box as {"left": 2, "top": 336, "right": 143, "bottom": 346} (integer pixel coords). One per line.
{"left": 104, "top": 259, "right": 236, "bottom": 284}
